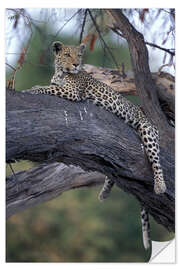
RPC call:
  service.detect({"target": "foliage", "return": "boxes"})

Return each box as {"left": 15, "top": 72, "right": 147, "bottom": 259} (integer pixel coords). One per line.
{"left": 6, "top": 178, "right": 173, "bottom": 262}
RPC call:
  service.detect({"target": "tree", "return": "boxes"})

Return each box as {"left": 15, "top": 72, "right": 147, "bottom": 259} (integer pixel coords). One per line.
{"left": 6, "top": 8, "right": 175, "bottom": 260}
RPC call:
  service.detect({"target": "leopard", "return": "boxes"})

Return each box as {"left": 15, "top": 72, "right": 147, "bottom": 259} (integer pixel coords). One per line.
{"left": 23, "top": 41, "right": 167, "bottom": 249}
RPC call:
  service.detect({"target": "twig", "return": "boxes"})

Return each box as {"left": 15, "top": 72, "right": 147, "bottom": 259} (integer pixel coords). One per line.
{"left": 145, "top": 42, "right": 175, "bottom": 56}
{"left": 108, "top": 23, "right": 175, "bottom": 57}
{"left": 8, "top": 163, "right": 18, "bottom": 182}
{"left": 6, "top": 9, "right": 34, "bottom": 89}
{"left": 102, "top": 44, "right": 106, "bottom": 67}
{"left": 158, "top": 63, "right": 171, "bottom": 74}
{"left": 79, "top": 9, "right": 88, "bottom": 44}
{"left": 6, "top": 63, "right": 19, "bottom": 89}
{"left": 121, "top": 62, "right": 127, "bottom": 78}
{"left": 53, "top": 9, "right": 82, "bottom": 40}
{"left": 6, "top": 63, "right": 16, "bottom": 72}
{"left": 87, "top": 9, "right": 119, "bottom": 69}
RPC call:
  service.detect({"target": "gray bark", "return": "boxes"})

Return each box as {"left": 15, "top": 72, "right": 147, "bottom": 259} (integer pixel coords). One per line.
{"left": 6, "top": 162, "right": 106, "bottom": 218}
{"left": 6, "top": 89, "right": 174, "bottom": 231}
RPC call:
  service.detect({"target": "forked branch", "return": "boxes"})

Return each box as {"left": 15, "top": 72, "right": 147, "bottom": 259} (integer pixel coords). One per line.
{"left": 6, "top": 89, "right": 174, "bottom": 231}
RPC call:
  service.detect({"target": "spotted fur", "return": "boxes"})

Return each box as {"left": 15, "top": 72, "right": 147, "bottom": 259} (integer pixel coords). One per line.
{"left": 141, "top": 207, "right": 151, "bottom": 249}
{"left": 24, "top": 41, "right": 167, "bottom": 249}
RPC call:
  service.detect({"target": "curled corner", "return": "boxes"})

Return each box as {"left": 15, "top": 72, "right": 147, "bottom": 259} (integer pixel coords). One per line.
{"left": 149, "top": 239, "right": 175, "bottom": 263}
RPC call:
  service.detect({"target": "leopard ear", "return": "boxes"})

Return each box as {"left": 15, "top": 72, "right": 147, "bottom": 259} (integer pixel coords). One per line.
{"left": 52, "top": 41, "right": 63, "bottom": 54}
{"left": 79, "top": 43, "right": 86, "bottom": 54}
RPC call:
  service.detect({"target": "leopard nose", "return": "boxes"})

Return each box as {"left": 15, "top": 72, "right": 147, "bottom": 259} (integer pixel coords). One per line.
{"left": 73, "top": 63, "right": 79, "bottom": 67}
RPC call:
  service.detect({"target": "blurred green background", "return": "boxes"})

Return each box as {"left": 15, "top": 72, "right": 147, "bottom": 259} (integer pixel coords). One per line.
{"left": 6, "top": 9, "right": 174, "bottom": 262}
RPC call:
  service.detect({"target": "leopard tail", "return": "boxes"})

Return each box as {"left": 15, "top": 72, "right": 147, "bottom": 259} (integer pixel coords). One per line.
{"left": 141, "top": 206, "right": 151, "bottom": 249}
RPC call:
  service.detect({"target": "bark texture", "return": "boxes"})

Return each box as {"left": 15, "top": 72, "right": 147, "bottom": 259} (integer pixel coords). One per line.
{"left": 6, "top": 89, "right": 174, "bottom": 231}
{"left": 6, "top": 162, "right": 106, "bottom": 218}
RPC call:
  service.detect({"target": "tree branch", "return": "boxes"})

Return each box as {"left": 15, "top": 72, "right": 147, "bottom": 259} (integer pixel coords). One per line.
{"left": 107, "top": 9, "right": 174, "bottom": 144}
{"left": 79, "top": 9, "right": 88, "bottom": 44}
{"left": 6, "top": 162, "right": 106, "bottom": 218}
{"left": 145, "top": 42, "right": 175, "bottom": 57}
{"left": 107, "top": 24, "right": 175, "bottom": 57}
{"left": 6, "top": 89, "right": 174, "bottom": 231}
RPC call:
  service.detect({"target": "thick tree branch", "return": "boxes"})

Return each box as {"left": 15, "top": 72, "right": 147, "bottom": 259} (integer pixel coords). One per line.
{"left": 6, "top": 162, "right": 106, "bottom": 218}
{"left": 6, "top": 89, "right": 174, "bottom": 231}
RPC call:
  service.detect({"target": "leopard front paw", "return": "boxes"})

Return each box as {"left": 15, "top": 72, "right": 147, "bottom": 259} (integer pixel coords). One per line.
{"left": 22, "top": 86, "right": 42, "bottom": 94}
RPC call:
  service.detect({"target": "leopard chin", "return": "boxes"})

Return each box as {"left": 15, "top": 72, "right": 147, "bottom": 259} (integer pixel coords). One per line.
{"left": 63, "top": 69, "right": 80, "bottom": 74}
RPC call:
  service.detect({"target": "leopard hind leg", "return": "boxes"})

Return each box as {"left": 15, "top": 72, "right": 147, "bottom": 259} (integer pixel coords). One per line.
{"left": 138, "top": 122, "right": 166, "bottom": 194}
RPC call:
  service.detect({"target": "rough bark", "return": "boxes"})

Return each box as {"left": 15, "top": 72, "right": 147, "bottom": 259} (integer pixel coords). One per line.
{"left": 6, "top": 89, "right": 174, "bottom": 231}
{"left": 6, "top": 162, "right": 106, "bottom": 218}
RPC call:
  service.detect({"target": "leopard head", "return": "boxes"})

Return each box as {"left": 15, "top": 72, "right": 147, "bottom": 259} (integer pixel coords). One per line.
{"left": 52, "top": 41, "right": 86, "bottom": 74}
